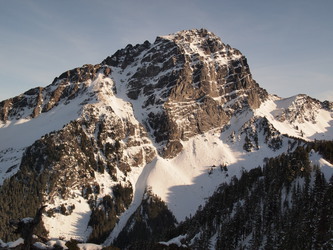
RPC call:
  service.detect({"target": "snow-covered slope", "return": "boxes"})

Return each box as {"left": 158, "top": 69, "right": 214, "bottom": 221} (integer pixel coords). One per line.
{"left": 255, "top": 94, "right": 333, "bottom": 140}
{"left": 0, "top": 29, "right": 332, "bottom": 248}
{"left": 0, "top": 81, "right": 93, "bottom": 185}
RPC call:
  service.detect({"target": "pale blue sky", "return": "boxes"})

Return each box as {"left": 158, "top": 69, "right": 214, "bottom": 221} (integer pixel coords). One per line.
{"left": 0, "top": 0, "right": 332, "bottom": 101}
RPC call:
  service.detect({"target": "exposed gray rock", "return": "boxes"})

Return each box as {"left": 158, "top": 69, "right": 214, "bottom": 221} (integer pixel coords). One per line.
{"left": 0, "top": 29, "right": 268, "bottom": 158}
{"left": 0, "top": 28, "right": 331, "bottom": 245}
{"left": 0, "top": 64, "right": 108, "bottom": 121}
{"left": 103, "top": 29, "right": 268, "bottom": 157}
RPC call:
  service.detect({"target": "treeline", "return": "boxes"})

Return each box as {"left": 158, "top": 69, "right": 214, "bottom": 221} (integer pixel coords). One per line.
{"left": 307, "top": 140, "right": 333, "bottom": 164}
{"left": 88, "top": 183, "right": 133, "bottom": 243}
{"left": 114, "top": 189, "right": 177, "bottom": 249}
{"left": 166, "top": 146, "right": 333, "bottom": 249}
{"left": 0, "top": 169, "right": 47, "bottom": 241}
{"left": 0, "top": 117, "right": 128, "bottom": 242}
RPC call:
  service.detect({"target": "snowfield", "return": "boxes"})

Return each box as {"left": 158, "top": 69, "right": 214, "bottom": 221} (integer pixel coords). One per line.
{"left": 255, "top": 95, "right": 333, "bottom": 140}
{"left": 1, "top": 77, "right": 332, "bottom": 244}
{"left": 0, "top": 30, "right": 332, "bottom": 247}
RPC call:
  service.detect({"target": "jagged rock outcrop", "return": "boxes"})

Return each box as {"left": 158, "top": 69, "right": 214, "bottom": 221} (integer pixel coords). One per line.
{"left": 0, "top": 29, "right": 269, "bottom": 158}
{"left": 0, "top": 87, "right": 156, "bottom": 241}
{"left": 102, "top": 28, "right": 268, "bottom": 157}
{"left": 0, "top": 64, "right": 105, "bottom": 121}
{"left": 0, "top": 29, "right": 332, "bottom": 247}
{"left": 274, "top": 94, "right": 328, "bottom": 124}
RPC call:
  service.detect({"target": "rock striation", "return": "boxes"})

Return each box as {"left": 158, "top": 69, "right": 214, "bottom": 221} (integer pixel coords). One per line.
{"left": 0, "top": 29, "right": 268, "bottom": 158}
{"left": 102, "top": 28, "right": 268, "bottom": 157}
{"left": 0, "top": 29, "right": 332, "bottom": 246}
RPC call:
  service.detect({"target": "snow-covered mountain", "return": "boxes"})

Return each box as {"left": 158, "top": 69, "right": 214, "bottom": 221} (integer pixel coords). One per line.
{"left": 0, "top": 29, "right": 332, "bottom": 249}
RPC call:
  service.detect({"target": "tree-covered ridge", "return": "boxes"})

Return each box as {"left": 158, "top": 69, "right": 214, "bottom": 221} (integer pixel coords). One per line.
{"left": 114, "top": 188, "right": 177, "bottom": 249}
{"left": 0, "top": 116, "right": 137, "bottom": 242}
{"left": 0, "top": 125, "right": 332, "bottom": 249}
{"left": 166, "top": 146, "right": 333, "bottom": 249}
{"left": 307, "top": 140, "right": 333, "bottom": 164}
{"left": 88, "top": 183, "right": 133, "bottom": 244}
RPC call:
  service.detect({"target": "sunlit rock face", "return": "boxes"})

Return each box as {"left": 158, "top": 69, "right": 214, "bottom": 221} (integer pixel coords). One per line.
{"left": 103, "top": 28, "right": 268, "bottom": 157}
{"left": 0, "top": 29, "right": 332, "bottom": 246}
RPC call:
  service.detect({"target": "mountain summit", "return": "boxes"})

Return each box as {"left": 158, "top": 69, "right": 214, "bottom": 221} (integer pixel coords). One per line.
{"left": 0, "top": 29, "right": 332, "bottom": 249}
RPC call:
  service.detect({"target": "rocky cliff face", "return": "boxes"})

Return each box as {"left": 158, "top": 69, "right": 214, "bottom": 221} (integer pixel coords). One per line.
{"left": 0, "top": 29, "right": 332, "bottom": 247}
{"left": 0, "top": 29, "right": 267, "bottom": 158}
{"left": 102, "top": 28, "right": 268, "bottom": 157}
{"left": 0, "top": 64, "right": 156, "bottom": 241}
{"left": 0, "top": 64, "right": 103, "bottom": 121}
